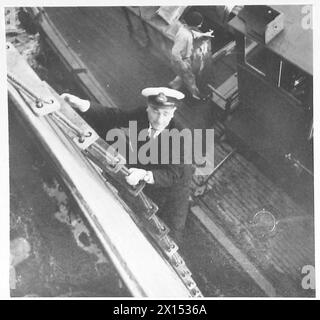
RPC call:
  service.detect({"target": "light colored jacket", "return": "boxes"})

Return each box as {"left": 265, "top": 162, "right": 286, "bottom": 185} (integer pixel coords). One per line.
{"left": 171, "top": 24, "right": 211, "bottom": 73}
{"left": 171, "top": 25, "right": 194, "bottom": 61}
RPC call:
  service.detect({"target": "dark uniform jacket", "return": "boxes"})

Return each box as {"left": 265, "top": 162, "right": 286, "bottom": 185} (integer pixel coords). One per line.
{"left": 82, "top": 103, "right": 194, "bottom": 235}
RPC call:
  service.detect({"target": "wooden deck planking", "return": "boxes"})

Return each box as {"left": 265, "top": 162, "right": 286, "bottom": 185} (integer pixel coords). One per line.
{"left": 200, "top": 140, "right": 313, "bottom": 286}
{"left": 200, "top": 192, "right": 310, "bottom": 291}
{"left": 273, "top": 221, "right": 314, "bottom": 265}
{"left": 214, "top": 149, "right": 305, "bottom": 215}
{"left": 191, "top": 206, "right": 276, "bottom": 297}
{"left": 230, "top": 153, "right": 307, "bottom": 215}
{"left": 208, "top": 151, "right": 311, "bottom": 246}
{"left": 200, "top": 133, "right": 313, "bottom": 282}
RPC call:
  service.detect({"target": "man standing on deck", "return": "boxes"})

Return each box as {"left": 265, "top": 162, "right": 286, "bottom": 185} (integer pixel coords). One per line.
{"left": 61, "top": 88, "right": 194, "bottom": 244}
{"left": 169, "top": 11, "right": 214, "bottom": 100}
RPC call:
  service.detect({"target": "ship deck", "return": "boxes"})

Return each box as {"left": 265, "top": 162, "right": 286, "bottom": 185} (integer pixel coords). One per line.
{"left": 33, "top": 6, "right": 314, "bottom": 296}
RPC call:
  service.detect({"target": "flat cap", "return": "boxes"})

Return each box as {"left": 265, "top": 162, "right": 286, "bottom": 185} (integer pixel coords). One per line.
{"left": 184, "top": 11, "right": 203, "bottom": 27}
{"left": 141, "top": 87, "right": 185, "bottom": 109}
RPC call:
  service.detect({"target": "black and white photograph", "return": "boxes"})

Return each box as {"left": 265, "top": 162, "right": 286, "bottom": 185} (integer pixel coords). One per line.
{"left": 2, "top": 1, "right": 318, "bottom": 300}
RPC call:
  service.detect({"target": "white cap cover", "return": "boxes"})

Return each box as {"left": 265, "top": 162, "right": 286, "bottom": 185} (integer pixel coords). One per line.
{"left": 141, "top": 87, "right": 185, "bottom": 100}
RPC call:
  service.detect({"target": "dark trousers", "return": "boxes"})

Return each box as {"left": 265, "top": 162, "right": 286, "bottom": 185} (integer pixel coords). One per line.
{"left": 144, "top": 184, "right": 191, "bottom": 238}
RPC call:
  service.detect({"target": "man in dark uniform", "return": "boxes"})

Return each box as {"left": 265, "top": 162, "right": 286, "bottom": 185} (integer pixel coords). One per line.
{"left": 61, "top": 88, "right": 194, "bottom": 244}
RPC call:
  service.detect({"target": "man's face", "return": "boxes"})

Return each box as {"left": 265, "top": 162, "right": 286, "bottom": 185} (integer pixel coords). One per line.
{"left": 146, "top": 105, "right": 176, "bottom": 131}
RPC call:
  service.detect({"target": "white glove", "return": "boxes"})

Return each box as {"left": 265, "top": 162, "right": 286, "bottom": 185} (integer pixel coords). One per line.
{"left": 60, "top": 93, "right": 90, "bottom": 112}
{"left": 192, "top": 29, "right": 214, "bottom": 39}
{"left": 125, "top": 168, "right": 147, "bottom": 186}
{"left": 203, "top": 30, "right": 215, "bottom": 38}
